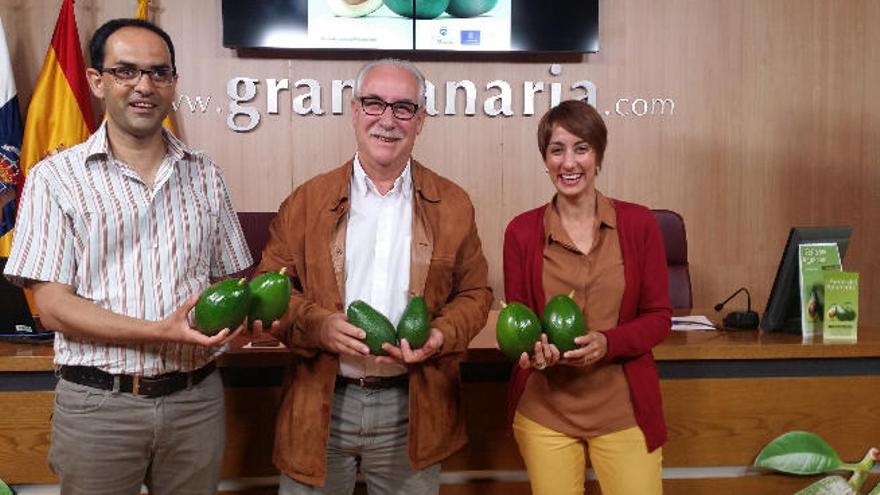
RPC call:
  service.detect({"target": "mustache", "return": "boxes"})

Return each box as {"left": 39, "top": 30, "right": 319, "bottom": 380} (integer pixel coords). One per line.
{"left": 369, "top": 128, "right": 403, "bottom": 140}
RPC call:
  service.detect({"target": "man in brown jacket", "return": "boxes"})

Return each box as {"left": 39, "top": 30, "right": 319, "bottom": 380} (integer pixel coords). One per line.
{"left": 253, "top": 59, "right": 492, "bottom": 494}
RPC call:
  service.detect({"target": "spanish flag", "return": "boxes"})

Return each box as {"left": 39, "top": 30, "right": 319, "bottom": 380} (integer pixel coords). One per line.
{"left": 135, "top": 0, "right": 176, "bottom": 134}
{"left": 19, "top": 0, "right": 96, "bottom": 181}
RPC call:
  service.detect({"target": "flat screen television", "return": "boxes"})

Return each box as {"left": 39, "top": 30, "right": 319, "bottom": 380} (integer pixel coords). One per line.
{"left": 760, "top": 226, "right": 852, "bottom": 333}
{"left": 221, "top": 0, "right": 599, "bottom": 53}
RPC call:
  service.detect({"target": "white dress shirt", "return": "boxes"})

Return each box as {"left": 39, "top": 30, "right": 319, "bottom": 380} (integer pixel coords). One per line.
{"left": 339, "top": 155, "right": 412, "bottom": 378}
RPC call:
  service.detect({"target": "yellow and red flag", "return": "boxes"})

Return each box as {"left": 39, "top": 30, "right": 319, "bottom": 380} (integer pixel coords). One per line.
{"left": 19, "top": 0, "right": 96, "bottom": 179}
{"left": 12, "top": 0, "right": 95, "bottom": 312}
{"left": 135, "top": 0, "right": 176, "bottom": 134}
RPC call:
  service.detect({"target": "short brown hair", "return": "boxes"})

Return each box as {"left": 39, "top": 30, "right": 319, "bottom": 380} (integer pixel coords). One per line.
{"left": 537, "top": 100, "right": 607, "bottom": 164}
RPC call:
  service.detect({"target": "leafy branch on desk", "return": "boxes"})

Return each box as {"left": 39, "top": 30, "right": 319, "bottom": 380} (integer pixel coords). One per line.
{"left": 754, "top": 431, "right": 880, "bottom": 494}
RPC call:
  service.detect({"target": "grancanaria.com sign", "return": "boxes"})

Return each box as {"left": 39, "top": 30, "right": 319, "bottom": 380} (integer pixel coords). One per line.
{"left": 171, "top": 65, "right": 675, "bottom": 132}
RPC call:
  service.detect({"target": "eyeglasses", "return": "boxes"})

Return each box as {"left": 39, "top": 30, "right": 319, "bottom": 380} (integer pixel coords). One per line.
{"left": 101, "top": 66, "right": 177, "bottom": 87}
{"left": 358, "top": 96, "right": 420, "bottom": 121}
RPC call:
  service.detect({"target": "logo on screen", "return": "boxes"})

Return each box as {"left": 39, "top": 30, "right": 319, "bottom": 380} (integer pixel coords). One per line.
{"left": 460, "top": 30, "right": 481, "bottom": 46}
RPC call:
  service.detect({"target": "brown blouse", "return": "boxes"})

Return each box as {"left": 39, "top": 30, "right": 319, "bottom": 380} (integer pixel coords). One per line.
{"left": 516, "top": 191, "right": 637, "bottom": 440}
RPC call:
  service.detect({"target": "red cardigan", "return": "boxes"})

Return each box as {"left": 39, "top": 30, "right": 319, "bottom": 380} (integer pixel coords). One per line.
{"left": 503, "top": 199, "right": 672, "bottom": 452}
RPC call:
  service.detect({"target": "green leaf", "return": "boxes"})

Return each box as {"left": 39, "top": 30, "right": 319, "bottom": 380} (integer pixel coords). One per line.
{"left": 0, "top": 479, "right": 12, "bottom": 495}
{"left": 754, "top": 431, "right": 843, "bottom": 474}
{"left": 795, "top": 476, "right": 857, "bottom": 495}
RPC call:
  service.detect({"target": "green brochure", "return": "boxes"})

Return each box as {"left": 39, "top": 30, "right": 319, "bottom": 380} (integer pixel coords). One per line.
{"left": 798, "top": 243, "right": 842, "bottom": 337}
{"left": 823, "top": 271, "right": 859, "bottom": 341}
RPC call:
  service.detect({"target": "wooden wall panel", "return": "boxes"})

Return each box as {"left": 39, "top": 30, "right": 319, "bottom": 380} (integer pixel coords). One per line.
{"left": 0, "top": 0, "right": 876, "bottom": 326}
{"left": 0, "top": 391, "right": 54, "bottom": 484}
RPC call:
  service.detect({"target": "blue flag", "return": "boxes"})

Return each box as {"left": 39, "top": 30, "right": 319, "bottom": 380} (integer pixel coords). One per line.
{"left": 0, "top": 16, "right": 23, "bottom": 248}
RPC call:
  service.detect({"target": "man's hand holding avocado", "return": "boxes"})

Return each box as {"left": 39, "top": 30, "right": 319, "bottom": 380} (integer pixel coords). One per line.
{"left": 319, "top": 313, "right": 371, "bottom": 356}
{"left": 377, "top": 329, "right": 444, "bottom": 365}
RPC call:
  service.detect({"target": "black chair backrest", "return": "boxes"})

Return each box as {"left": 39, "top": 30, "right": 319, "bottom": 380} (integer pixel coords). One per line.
{"left": 652, "top": 209, "right": 693, "bottom": 309}
{"left": 237, "top": 212, "right": 276, "bottom": 276}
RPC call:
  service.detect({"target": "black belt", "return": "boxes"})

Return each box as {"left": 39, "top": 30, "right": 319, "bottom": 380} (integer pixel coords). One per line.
{"left": 336, "top": 374, "right": 408, "bottom": 389}
{"left": 59, "top": 361, "right": 216, "bottom": 398}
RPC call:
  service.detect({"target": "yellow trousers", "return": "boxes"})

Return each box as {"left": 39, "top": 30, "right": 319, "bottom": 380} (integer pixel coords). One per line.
{"left": 512, "top": 411, "right": 663, "bottom": 495}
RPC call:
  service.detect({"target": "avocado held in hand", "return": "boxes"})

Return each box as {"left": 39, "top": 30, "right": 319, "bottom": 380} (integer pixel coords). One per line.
{"left": 541, "top": 290, "right": 585, "bottom": 353}
{"left": 496, "top": 301, "right": 542, "bottom": 360}
{"left": 347, "top": 300, "right": 397, "bottom": 355}
{"left": 194, "top": 278, "right": 251, "bottom": 336}
{"left": 384, "top": 0, "right": 449, "bottom": 19}
{"left": 397, "top": 295, "right": 430, "bottom": 349}
{"left": 249, "top": 267, "right": 292, "bottom": 323}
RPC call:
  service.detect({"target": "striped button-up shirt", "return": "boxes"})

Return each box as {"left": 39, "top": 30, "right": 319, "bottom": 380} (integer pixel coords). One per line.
{"left": 4, "top": 123, "right": 252, "bottom": 375}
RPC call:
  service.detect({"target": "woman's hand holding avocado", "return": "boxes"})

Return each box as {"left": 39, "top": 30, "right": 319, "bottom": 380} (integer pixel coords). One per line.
{"left": 561, "top": 331, "right": 607, "bottom": 367}
{"left": 518, "top": 334, "right": 560, "bottom": 370}
{"left": 517, "top": 331, "right": 608, "bottom": 369}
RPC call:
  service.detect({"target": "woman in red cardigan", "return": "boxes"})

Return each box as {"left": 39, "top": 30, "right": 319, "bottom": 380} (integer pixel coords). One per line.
{"left": 504, "top": 100, "right": 671, "bottom": 495}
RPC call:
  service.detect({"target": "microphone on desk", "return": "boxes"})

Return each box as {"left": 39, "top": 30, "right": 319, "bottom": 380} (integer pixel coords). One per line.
{"left": 714, "top": 287, "right": 760, "bottom": 330}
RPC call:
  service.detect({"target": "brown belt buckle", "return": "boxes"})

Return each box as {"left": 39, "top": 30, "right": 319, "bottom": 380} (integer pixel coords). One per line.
{"left": 132, "top": 374, "right": 141, "bottom": 396}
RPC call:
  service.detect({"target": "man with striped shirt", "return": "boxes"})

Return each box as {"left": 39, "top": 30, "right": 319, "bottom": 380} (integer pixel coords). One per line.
{"left": 3, "top": 19, "right": 251, "bottom": 494}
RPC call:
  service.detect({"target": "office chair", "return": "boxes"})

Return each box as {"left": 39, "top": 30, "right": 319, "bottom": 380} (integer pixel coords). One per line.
{"left": 237, "top": 212, "right": 277, "bottom": 276}
{"left": 652, "top": 209, "right": 693, "bottom": 309}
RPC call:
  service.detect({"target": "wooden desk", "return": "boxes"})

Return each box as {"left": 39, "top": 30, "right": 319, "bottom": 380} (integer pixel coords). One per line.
{"left": 3, "top": 314, "right": 880, "bottom": 494}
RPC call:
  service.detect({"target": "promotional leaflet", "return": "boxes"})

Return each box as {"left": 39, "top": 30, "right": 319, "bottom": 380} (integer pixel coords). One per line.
{"left": 798, "top": 243, "right": 841, "bottom": 337}
{"left": 823, "top": 271, "right": 859, "bottom": 341}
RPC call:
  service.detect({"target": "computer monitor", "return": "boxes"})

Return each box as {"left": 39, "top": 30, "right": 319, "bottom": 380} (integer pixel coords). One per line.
{"left": 760, "top": 226, "right": 852, "bottom": 333}
{"left": 0, "top": 257, "right": 38, "bottom": 334}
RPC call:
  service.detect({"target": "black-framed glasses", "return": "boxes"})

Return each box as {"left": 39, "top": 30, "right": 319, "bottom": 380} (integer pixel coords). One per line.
{"left": 358, "top": 96, "right": 420, "bottom": 120}
{"left": 101, "top": 66, "right": 177, "bottom": 87}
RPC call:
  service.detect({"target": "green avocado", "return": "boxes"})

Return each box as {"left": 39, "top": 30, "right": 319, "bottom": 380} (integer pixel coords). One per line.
{"left": 194, "top": 278, "right": 251, "bottom": 336}
{"left": 446, "top": 0, "right": 497, "bottom": 17}
{"left": 384, "top": 0, "right": 450, "bottom": 19}
{"left": 248, "top": 267, "right": 292, "bottom": 323}
{"left": 397, "top": 295, "right": 430, "bottom": 349}
{"left": 347, "top": 300, "right": 397, "bottom": 355}
{"left": 495, "top": 301, "right": 542, "bottom": 360}
{"left": 541, "top": 291, "right": 585, "bottom": 353}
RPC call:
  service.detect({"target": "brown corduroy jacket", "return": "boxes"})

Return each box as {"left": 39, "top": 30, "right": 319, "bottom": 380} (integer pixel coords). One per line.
{"left": 255, "top": 159, "right": 493, "bottom": 487}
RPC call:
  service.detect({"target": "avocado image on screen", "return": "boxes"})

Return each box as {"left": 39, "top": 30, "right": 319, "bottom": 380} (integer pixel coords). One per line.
{"left": 327, "top": 0, "right": 384, "bottom": 17}
{"left": 541, "top": 290, "right": 585, "bottom": 353}
{"left": 248, "top": 267, "right": 292, "bottom": 323}
{"left": 347, "top": 300, "right": 397, "bottom": 355}
{"left": 397, "top": 295, "right": 430, "bottom": 349}
{"left": 384, "top": 0, "right": 450, "bottom": 19}
{"left": 496, "top": 301, "right": 542, "bottom": 360}
{"left": 194, "top": 278, "right": 251, "bottom": 336}
{"left": 446, "top": 0, "right": 497, "bottom": 18}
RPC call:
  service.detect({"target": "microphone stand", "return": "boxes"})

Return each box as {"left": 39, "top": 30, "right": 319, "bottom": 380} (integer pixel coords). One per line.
{"left": 715, "top": 287, "right": 760, "bottom": 330}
